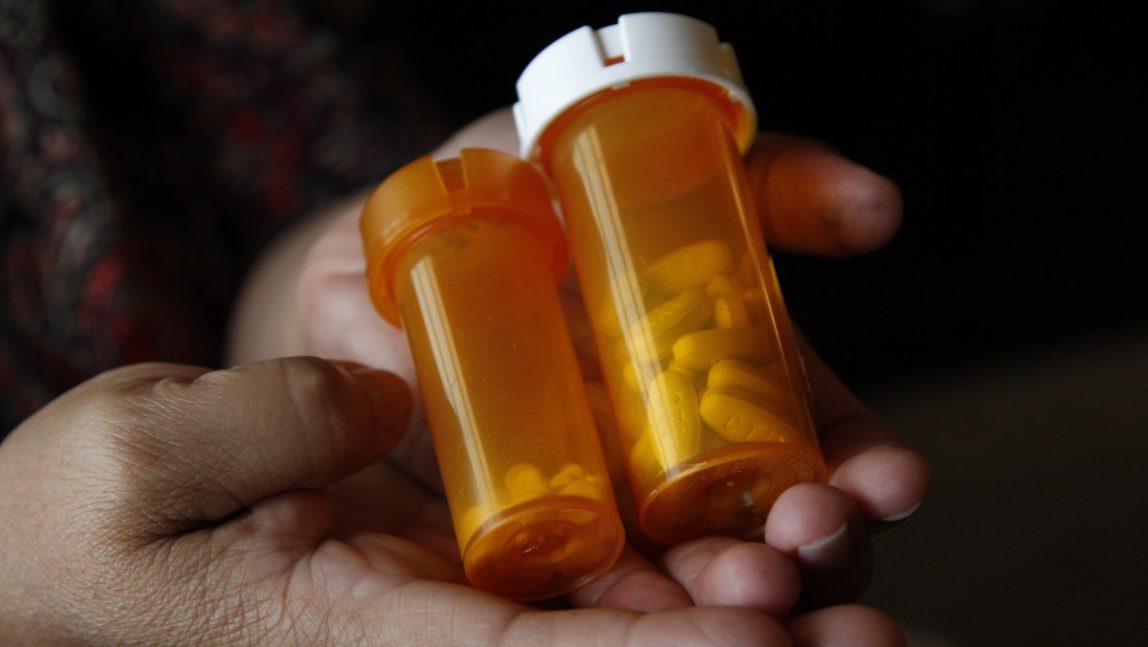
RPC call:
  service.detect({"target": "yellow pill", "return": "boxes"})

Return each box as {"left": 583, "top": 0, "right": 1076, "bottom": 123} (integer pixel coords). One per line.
{"left": 700, "top": 387, "right": 797, "bottom": 443}
{"left": 549, "top": 463, "right": 586, "bottom": 490}
{"left": 628, "top": 429, "right": 662, "bottom": 484}
{"left": 560, "top": 479, "right": 601, "bottom": 500}
{"left": 646, "top": 369, "right": 702, "bottom": 462}
{"left": 707, "top": 359, "right": 789, "bottom": 404}
{"left": 630, "top": 425, "right": 694, "bottom": 479}
{"left": 622, "top": 363, "right": 641, "bottom": 391}
{"left": 606, "top": 343, "right": 639, "bottom": 393}
{"left": 705, "top": 274, "right": 744, "bottom": 299}
{"left": 641, "top": 240, "right": 733, "bottom": 296}
{"left": 626, "top": 288, "right": 712, "bottom": 363}
{"left": 593, "top": 292, "right": 626, "bottom": 338}
{"left": 666, "top": 359, "right": 705, "bottom": 391}
{"left": 699, "top": 426, "right": 732, "bottom": 453}
{"left": 672, "top": 327, "right": 773, "bottom": 372}
{"left": 714, "top": 294, "right": 749, "bottom": 328}
{"left": 505, "top": 463, "right": 549, "bottom": 503}
{"left": 601, "top": 380, "right": 647, "bottom": 442}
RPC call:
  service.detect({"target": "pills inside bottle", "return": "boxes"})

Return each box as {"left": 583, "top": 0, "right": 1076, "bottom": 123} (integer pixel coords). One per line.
{"left": 360, "top": 149, "right": 624, "bottom": 598}
{"left": 515, "top": 13, "right": 829, "bottom": 545}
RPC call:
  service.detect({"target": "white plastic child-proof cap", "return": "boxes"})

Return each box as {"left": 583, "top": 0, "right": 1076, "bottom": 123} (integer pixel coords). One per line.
{"left": 513, "top": 12, "right": 758, "bottom": 161}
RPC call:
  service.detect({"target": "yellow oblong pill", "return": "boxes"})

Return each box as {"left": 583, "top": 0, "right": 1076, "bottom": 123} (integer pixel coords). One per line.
{"left": 705, "top": 274, "right": 744, "bottom": 299}
{"left": 594, "top": 284, "right": 651, "bottom": 339}
{"left": 549, "top": 463, "right": 586, "bottom": 490}
{"left": 560, "top": 479, "right": 601, "bottom": 499}
{"left": 646, "top": 369, "right": 702, "bottom": 463}
{"left": 595, "top": 296, "right": 624, "bottom": 338}
{"left": 628, "top": 429, "right": 662, "bottom": 485}
{"left": 505, "top": 463, "right": 549, "bottom": 503}
{"left": 672, "top": 327, "right": 774, "bottom": 372}
{"left": 713, "top": 294, "right": 749, "bottom": 329}
{"left": 613, "top": 389, "right": 648, "bottom": 442}
{"left": 707, "top": 358, "right": 789, "bottom": 404}
{"left": 641, "top": 240, "right": 733, "bottom": 296}
{"left": 700, "top": 387, "right": 797, "bottom": 444}
{"left": 626, "top": 288, "right": 712, "bottom": 363}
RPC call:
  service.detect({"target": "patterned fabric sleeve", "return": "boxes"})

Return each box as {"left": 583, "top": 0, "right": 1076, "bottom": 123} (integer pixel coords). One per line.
{"left": 0, "top": 0, "right": 450, "bottom": 434}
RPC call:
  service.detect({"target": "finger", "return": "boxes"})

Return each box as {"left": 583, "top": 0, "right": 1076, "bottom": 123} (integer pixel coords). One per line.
{"left": 348, "top": 590, "right": 791, "bottom": 646}
{"left": 226, "top": 194, "right": 358, "bottom": 366}
{"left": 296, "top": 204, "right": 419, "bottom": 389}
{"left": 746, "top": 133, "right": 902, "bottom": 256}
{"left": 261, "top": 535, "right": 792, "bottom": 646}
{"left": 88, "top": 357, "right": 412, "bottom": 531}
{"left": 660, "top": 537, "right": 801, "bottom": 617}
{"left": 497, "top": 606, "right": 791, "bottom": 647}
{"left": 764, "top": 483, "right": 873, "bottom": 609}
{"left": 565, "top": 547, "right": 694, "bottom": 612}
{"left": 294, "top": 204, "right": 446, "bottom": 490}
{"left": 327, "top": 460, "right": 461, "bottom": 565}
{"left": 431, "top": 106, "right": 519, "bottom": 159}
{"left": 787, "top": 604, "right": 906, "bottom": 647}
{"left": 799, "top": 334, "right": 931, "bottom": 524}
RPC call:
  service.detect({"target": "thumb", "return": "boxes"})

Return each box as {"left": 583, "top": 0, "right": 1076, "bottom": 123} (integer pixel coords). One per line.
{"left": 85, "top": 357, "right": 412, "bottom": 533}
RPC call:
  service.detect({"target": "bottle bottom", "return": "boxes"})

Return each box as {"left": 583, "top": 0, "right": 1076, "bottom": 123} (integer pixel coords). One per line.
{"left": 463, "top": 496, "right": 624, "bottom": 601}
{"left": 638, "top": 442, "right": 828, "bottom": 546}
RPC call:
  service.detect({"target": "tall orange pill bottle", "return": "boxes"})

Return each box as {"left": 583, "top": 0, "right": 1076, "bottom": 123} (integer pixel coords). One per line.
{"left": 515, "top": 13, "right": 828, "bottom": 545}
{"left": 359, "top": 148, "right": 623, "bottom": 599}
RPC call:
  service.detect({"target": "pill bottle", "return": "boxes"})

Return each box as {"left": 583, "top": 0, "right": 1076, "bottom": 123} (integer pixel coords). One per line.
{"left": 359, "top": 148, "right": 624, "bottom": 600}
{"left": 514, "top": 13, "right": 828, "bottom": 545}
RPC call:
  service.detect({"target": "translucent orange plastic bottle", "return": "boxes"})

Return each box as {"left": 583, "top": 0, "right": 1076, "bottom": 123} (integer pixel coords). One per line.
{"left": 359, "top": 148, "right": 624, "bottom": 599}
{"left": 515, "top": 13, "right": 829, "bottom": 545}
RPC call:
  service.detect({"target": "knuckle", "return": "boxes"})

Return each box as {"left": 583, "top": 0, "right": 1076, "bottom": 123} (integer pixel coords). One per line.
{"left": 275, "top": 357, "right": 366, "bottom": 466}
{"left": 63, "top": 368, "right": 217, "bottom": 531}
{"left": 278, "top": 357, "right": 350, "bottom": 419}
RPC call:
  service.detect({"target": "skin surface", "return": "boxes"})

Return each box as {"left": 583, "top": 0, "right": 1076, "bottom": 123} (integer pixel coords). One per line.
{"left": 0, "top": 109, "right": 925, "bottom": 645}
{"left": 0, "top": 358, "right": 904, "bottom": 645}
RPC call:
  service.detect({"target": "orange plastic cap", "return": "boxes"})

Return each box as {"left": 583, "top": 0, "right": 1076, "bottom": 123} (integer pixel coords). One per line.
{"left": 359, "top": 148, "right": 567, "bottom": 325}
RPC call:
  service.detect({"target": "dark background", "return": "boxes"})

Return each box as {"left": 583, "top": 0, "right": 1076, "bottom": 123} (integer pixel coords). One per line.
{"left": 388, "top": 0, "right": 1145, "bottom": 387}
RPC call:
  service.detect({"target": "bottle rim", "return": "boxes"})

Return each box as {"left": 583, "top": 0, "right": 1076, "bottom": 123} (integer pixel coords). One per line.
{"left": 513, "top": 12, "right": 757, "bottom": 160}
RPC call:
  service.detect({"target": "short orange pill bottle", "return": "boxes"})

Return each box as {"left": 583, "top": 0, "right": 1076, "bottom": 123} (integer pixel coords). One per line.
{"left": 514, "top": 13, "right": 828, "bottom": 545}
{"left": 359, "top": 148, "right": 624, "bottom": 599}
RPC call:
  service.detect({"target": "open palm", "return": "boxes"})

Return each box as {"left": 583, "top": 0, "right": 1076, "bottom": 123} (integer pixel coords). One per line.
{"left": 225, "top": 108, "right": 929, "bottom": 643}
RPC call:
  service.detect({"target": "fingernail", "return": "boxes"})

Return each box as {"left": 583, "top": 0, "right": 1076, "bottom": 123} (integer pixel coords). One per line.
{"left": 867, "top": 501, "right": 922, "bottom": 534}
{"left": 881, "top": 500, "right": 921, "bottom": 523}
{"left": 796, "top": 521, "right": 850, "bottom": 566}
{"left": 881, "top": 497, "right": 918, "bottom": 523}
{"left": 824, "top": 158, "right": 903, "bottom": 252}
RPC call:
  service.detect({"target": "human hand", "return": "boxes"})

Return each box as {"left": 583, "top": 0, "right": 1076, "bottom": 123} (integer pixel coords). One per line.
{"left": 227, "top": 108, "right": 926, "bottom": 631}
{"left": 0, "top": 358, "right": 896, "bottom": 644}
